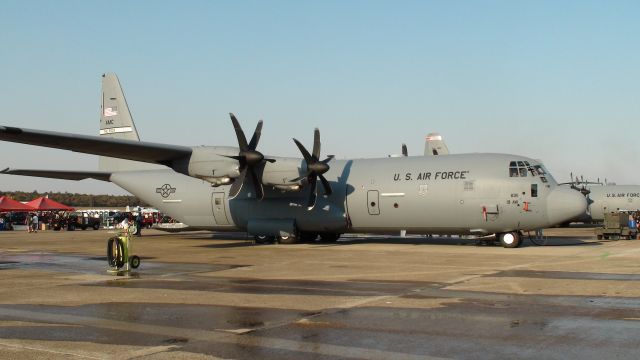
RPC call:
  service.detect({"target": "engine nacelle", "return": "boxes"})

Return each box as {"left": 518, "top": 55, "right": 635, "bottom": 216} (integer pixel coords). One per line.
{"left": 186, "top": 146, "right": 240, "bottom": 185}
{"left": 262, "top": 158, "right": 306, "bottom": 191}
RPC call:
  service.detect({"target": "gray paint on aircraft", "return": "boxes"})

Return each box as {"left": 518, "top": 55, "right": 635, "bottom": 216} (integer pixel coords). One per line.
{"left": 0, "top": 73, "right": 588, "bottom": 245}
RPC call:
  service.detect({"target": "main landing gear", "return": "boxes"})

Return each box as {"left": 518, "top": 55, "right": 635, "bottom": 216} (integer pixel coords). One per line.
{"left": 253, "top": 232, "right": 341, "bottom": 244}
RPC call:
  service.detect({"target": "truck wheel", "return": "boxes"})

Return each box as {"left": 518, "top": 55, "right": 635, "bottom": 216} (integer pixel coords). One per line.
{"left": 93, "top": 223, "right": 100, "bottom": 230}
{"left": 81, "top": 226, "right": 87, "bottom": 230}
{"left": 130, "top": 255, "right": 140, "bottom": 269}
{"left": 498, "top": 232, "right": 521, "bottom": 248}
{"left": 597, "top": 235, "right": 603, "bottom": 240}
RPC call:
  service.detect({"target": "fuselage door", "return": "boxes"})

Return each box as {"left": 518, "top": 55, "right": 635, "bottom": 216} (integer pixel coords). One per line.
{"left": 211, "top": 192, "right": 230, "bottom": 225}
{"left": 367, "top": 190, "right": 380, "bottom": 215}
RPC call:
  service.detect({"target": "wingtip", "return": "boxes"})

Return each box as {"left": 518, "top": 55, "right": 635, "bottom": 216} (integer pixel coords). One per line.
{"left": 0, "top": 167, "right": 9, "bottom": 173}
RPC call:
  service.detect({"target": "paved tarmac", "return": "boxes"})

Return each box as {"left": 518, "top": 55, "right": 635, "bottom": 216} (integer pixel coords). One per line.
{"left": 0, "top": 227, "right": 639, "bottom": 359}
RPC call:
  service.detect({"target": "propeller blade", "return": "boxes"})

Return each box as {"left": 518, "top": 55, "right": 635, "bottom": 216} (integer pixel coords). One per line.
{"left": 319, "top": 174, "right": 332, "bottom": 196}
{"left": 229, "top": 168, "right": 247, "bottom": 198}
{"left": 293, "top": 138, "right": 313, "bottom": 163}
{"left": 312, "top": 128, "right": 321, "bottom": 160}
{"left": 321, "top": 155, "right": 334, "bottom": 164}
{"left": 248, "top": 120, "right": 263, "bottom": 150}
{"left": 307, "top": 175, "right": 318, "bottom": 210}
{"left": 402, "top": 143, "right": 408, "bottom": 157}
{"left": 248, "top": 167, "right": 264, "bottom": 200}
{"left": 222, "top": 155, "right": 243, "bottom": 162}
{"left": 229, "top": 113, "right": 249, "bottom": 151}
{"left": 291, "top": 171, "right": 312, "bottom": 182}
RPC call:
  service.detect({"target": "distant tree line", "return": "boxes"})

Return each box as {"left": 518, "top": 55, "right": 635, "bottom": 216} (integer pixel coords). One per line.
{"left": 0, "top": 191, "right": 147, "bottom": 208}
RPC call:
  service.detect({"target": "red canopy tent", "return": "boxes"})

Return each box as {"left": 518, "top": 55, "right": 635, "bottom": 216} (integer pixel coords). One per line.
{"left": 25, "top": 197, "right": 75, "bottom": 211}
{"left": 0, "top": 196, "right": 35, "bottom": 211}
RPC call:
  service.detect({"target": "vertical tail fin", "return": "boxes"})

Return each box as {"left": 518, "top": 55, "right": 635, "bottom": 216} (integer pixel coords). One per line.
{"left": 424, "top": 133, "right": 450, "bottom": 156}
{"left": 98, "top": 73, "right": 161, "bottom": 171}
{"left": 100, "top": 73, "right": 140, "bottom": 141}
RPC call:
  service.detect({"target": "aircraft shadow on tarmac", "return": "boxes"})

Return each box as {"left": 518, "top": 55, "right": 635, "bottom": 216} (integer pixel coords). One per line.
{"left": 179, "top": 233, "right": 604, "bottom": 248}
{"left": 314, "top": 235, "right": 602, "bottom": 248}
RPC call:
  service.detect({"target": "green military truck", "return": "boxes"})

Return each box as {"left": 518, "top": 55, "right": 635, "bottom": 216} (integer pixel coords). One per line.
{"left": 595, "top": 211, "right": 638, "bottom": 240}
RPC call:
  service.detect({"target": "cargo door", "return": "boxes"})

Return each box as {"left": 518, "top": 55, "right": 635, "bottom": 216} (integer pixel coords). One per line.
{"left": 367, "top": 190, "right": 380, "bottom": 215}
{"left": 211, "top": 192, "right": 230, "bottom": 225}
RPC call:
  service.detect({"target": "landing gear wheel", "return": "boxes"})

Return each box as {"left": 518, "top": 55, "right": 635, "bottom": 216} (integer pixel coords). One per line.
{"left": 254, "top": 235, "right": 275, "bottom": 244}
{"left": 319, "top": 233, "right": 341, "bottom": 242}
{"left": 130, "top": 255, "right": 140, "bottom": 269}
{"left": 300, "top": 232, "right": 318, "bottom": 242}
{"left": 278, "top": 232, "right": 299, "bottom": 244}
{"left": 498, "top": 232, "right": 521, "bottom": 248}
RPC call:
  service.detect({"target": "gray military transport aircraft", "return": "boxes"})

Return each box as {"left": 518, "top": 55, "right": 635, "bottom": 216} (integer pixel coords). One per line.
{"left": 562, "top": 176, "right": 640, "bottom": 223}
{"left": 0, "top": 73, "right": 586, "bottom": 248}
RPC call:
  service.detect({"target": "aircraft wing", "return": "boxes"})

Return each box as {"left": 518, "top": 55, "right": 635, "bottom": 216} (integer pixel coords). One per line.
{"left": 0, "top": 126, "right": 192, "bottom": 166}
{"left": 1, "top": 168, "right": 111, "bottom": 182}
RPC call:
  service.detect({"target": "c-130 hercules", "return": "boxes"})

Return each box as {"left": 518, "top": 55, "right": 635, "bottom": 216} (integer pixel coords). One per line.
{"left": 0, "top": 74, "right": 586, "bottom": 248}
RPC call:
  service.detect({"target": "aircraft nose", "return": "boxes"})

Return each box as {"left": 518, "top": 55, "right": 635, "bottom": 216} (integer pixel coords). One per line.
{"left": 546, "top": 187, "right": 587, "bottom": 226}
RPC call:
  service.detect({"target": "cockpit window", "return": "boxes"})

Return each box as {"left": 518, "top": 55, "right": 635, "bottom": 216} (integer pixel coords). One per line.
{"left": 515, "top": 162, "right": 556, "bottom": 184}
{"left": 509, "top": 161, "right": 528, "bottom": 177}
{"left": 533, "top": 165, "right": 546, "bottom": 175}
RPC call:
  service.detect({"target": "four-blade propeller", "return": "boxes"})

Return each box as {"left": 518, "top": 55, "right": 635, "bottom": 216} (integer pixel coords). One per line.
{"left": 292, "top": 128, "right": 334, "bottom": 210}
{"left": 225, "top": 114, "right": 333, "bottom": 207}
{"left": 225, "top": 113, "right": 275, "bottom": 199}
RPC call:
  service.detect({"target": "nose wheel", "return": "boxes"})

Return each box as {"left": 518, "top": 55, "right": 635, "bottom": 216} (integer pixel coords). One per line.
{"left": 498, "top": 232, "right": 522, "bottom": 248}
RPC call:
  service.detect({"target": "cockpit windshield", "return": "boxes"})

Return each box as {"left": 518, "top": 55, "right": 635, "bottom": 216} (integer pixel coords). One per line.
{"left": 508, "top": 160, "right": 556, "bottom": 184}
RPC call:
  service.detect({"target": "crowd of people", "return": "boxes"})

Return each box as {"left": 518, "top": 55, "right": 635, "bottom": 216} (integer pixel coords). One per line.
{"left": 0, "top": 211, "right": 80, "bottom": 231}
{"left": 0, "top": 208, "right": 168, "bottom": 235}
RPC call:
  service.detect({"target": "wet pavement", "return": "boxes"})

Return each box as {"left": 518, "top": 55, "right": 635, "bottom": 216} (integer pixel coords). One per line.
{"left": 0, "top": 227, "right": 639, "bottom": 359}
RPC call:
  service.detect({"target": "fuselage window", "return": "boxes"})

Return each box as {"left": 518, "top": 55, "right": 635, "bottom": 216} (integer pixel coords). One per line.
{"left": 531, "top": 184, "right": 538, "bottom": 197}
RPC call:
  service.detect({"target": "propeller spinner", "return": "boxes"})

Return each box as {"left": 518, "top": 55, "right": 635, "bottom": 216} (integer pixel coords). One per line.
{"left": 292, "top": 128, "right": 334, "bottom": 210}
{"left": 226, "top": 113, "right": 275, "bottom": 199}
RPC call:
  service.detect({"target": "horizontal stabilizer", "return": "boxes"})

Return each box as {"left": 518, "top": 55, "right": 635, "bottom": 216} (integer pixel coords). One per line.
{"left": 1, "top": 168, "right": 112, "bottom": 182}
{"left": 0, "top": 126, "right": 192, "bottom": 167}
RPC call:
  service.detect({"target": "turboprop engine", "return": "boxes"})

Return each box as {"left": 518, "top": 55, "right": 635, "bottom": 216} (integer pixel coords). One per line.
{"left": 185, "top": 146, "right": 241, "bottom": 186}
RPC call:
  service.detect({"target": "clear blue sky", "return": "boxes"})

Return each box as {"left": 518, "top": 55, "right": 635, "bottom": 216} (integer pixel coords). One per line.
{"left": 1, "top": 0, "right": 639, "bottom": 194}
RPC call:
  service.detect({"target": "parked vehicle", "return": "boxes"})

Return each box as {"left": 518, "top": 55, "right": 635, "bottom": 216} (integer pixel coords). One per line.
{"left": 67, "top": 212, "right": 101, "bottom": 231}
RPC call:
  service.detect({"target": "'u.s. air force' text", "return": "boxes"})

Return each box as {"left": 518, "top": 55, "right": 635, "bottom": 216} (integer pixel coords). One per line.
{"left": 394, "top": 171, "right": 470, "bottom": 181}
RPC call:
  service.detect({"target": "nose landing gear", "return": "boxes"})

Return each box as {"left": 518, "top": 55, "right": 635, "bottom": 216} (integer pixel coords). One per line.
{"left": 498, "top": 232, "right": 522, "bottom": 248}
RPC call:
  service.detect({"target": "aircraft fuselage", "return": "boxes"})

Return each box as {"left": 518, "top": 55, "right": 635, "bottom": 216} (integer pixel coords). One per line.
{"left": 111, "top": 152, "right": 584, "bottom": 236}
